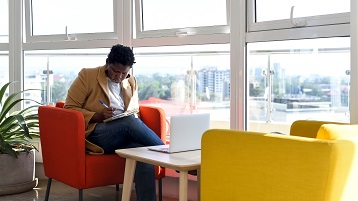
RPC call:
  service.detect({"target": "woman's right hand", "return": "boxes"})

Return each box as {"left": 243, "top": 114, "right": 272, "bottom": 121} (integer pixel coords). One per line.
{"left": 102, "top": 107, "right": 117, "bottom": 119}
{"left": 89, "top": 107, "right": 117, "bottom": 123}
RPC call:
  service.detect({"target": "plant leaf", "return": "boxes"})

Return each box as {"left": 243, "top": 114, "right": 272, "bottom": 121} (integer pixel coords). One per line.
{"left": 0, "top": 81, "right": 42, "bottom": 157}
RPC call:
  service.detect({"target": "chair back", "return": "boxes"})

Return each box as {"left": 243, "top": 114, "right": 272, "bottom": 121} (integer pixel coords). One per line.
{"left": 55, "top": 101, "right": 65, "bottom": 108}
{"left": 201, "top": 128, "right": 358, "bottom": 201}
{"left": 290, "top": 120, "right": 346, "bottom": 138}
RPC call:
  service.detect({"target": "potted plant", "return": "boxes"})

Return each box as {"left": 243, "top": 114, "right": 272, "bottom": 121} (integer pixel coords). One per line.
{"left": 0, "top": 81, "right": 41, "bottom": 195}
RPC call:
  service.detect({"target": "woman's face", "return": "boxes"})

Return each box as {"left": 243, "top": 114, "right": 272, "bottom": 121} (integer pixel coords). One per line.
{"left": 107, "top": 63, "right": 131, "bottom": 83}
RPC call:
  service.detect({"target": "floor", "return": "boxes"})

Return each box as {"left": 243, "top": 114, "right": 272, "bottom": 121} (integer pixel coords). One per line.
{"left": 0, "top": 179, "right": 178, "bottom": 201}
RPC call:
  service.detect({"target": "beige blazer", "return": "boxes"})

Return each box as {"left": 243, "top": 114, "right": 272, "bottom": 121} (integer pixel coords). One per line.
{"left": 64, "top": 65, "right": 139, "bottom": 154}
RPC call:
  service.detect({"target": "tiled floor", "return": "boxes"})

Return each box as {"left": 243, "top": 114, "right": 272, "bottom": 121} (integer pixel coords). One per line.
{"left": 0, "top": 179, "right": 178, "bottom": 201}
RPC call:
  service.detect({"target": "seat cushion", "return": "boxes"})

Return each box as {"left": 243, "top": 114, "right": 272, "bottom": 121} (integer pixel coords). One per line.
{"left": 85, "top": 154, "right": 126, "bottom": 188}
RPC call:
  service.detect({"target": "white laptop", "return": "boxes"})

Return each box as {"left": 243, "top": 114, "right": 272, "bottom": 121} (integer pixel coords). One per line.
{"left": 148, "top": 113, "right": 210, "bottom": 154}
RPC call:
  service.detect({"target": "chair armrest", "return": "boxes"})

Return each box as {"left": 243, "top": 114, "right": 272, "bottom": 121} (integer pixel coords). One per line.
{"left": 139, "top": 105, "right": 167, "bottom": 143}
{"left": 38, "top": 106, "right": 86, "bottom": 180}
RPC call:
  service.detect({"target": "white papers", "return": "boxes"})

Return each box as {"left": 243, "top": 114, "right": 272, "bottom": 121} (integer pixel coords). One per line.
{"left": 103, "top": 108, "right": 139, "bottom": 123}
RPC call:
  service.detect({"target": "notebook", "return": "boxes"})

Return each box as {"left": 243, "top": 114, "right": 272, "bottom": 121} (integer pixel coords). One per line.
{"left": 148, "top": 113, "right": 210, "bottom": 153}
{"left": 103, "top": 108, "right": 139, "bottom": 123}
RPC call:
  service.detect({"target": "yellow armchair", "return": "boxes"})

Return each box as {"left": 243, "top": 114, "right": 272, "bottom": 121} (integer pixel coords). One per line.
{"left": 289, "top": 120, "right": 346, "bottom": 138}
{"left": 201, "top": 122, "right": 358, "bottom": 201}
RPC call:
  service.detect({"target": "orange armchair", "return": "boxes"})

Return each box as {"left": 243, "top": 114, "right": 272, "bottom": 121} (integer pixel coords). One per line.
{"left": 38, "top": 101, "right": 166, "bottom": 201}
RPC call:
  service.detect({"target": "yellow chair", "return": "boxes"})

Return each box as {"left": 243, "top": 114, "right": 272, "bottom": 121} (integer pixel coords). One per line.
{"left": 201, "top": 122, "right": 358, "bottom": 201}
{"left": 289, "top": 120, "right": 346, "bottom": 138}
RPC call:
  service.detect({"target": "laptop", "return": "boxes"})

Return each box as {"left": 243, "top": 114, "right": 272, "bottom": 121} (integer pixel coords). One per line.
{"left": 148, "top": 113, "right": 210, "bottom": 153}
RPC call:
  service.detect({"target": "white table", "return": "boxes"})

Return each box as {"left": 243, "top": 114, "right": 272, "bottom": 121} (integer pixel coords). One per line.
{"left": 115, "top": 146, "right": 201, "bottom": 201}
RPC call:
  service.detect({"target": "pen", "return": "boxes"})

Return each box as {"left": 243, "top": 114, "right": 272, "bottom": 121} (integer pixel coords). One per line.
{"left": 99, "top": 100, "right": 109, "bottom": 108}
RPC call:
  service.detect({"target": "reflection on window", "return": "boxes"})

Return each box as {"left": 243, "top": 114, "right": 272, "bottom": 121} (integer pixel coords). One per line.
{"left": 255, "top": 0, "right": 349, "bottom": 22}
{"left": 30, "top": 0, "right": 113, "bottom": 35}
{"left": 134, "top": 44, "right": 230, "bottom": 128}
{"left": 247, "top": 38, "right": 350, "bottom": 131}
{"left": 24, "top": 49, "right": 108, "bottom": 104}
{"left": 0, "top": 0, "right": 8, "bottom": 42}
{"left": 141, "top": 0, "right": 227, "bottom": 30}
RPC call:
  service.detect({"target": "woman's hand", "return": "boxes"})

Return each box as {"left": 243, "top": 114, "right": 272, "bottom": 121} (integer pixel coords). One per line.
{"left": 102, "top": 107, "right": 117, "bottom": 119}
{"left": 90, "top": 107, "right": 117, "bottom": 123}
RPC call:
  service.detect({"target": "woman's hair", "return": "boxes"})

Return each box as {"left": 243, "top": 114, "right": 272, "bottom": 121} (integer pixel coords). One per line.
{"left": 107, "top": 44, "right": 136, "bottom": 67}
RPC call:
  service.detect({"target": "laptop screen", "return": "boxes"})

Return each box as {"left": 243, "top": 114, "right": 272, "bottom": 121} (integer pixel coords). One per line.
{"left": 168, "top": 113, "right": 210, "bottom": 153}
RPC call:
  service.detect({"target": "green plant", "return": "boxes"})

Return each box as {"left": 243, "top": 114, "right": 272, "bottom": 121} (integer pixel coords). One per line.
{"left": 0, "top": 81, "right": 41, "bottom": 158}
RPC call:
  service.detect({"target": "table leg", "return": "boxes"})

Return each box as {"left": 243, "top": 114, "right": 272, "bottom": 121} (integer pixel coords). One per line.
{"left": 197, "top": 169, "right": 201, "bottom": 201}
{"left": 121, "top": 159, "right": 136, "bottom": 201}
{"left": 179, "top": 171, "right": 188, "bottom": 201}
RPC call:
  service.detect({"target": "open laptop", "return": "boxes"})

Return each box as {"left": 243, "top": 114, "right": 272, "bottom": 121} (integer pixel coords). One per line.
{"left": 148, "top": 113, "right": 210, "bottom": 153}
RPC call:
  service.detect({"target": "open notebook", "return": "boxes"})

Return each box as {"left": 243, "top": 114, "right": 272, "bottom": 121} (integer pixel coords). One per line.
{"left": 103, "top": 108, "right": 139, "bottom": 123}
{"left": 148, "top": 113, "right": 210, "bottom": 153}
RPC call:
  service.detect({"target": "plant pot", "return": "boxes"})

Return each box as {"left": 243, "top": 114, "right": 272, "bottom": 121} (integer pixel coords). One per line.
{"left": 0, "top": 149, "right": 38, "bottom": 195}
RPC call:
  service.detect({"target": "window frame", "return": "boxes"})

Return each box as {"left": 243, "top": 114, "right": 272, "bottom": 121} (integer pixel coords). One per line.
{"left": 134, "top": 0, "right": 230, "bottom": 39}
{"left": 24, "top": 0, "right": 120, "bottom": 43}
{"left": 0, "top": 44, "right": 8, "bottom": 50}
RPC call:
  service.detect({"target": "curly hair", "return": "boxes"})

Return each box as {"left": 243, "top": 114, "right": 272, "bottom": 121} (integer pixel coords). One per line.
{"left": 107, "top": 44, "right": 136, "bottom": 67}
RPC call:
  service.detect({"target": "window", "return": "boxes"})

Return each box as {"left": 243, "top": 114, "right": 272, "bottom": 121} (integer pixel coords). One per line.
{"left": 248, "top": 0, "right": 350, "bottom": 32}
{"left": 24, "top": 49, "right": 108, "bottom": 104}
{"left": 24, "top": 0, "right": 116, "bottom": 42}
{"left": 256, "top": 0, "right": 349, "bottom": 22}
{"left": 24, "top": 45, "right": 231, "bottom": 129}
{"left": 247, "top": 37, "right": 350, "bottom": 133}
{"left": 0, "top": 52, "right": 9, "bottom": 84}
{"left": 134, "top": 44, "right": 230, "bottom": 129}
{"left": 0, "top": 0, "right": 8, "bottom": 43}
{"left": 0, "top": 52, "right": 10, "bottom": 107}
{"left": 134, "top": 0, "right": 229, "bottom": 38}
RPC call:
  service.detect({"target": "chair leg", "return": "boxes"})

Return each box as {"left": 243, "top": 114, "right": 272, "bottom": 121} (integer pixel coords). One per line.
{"left": 45, "top": 178, "right": 52, "bottom": 201}
{"left": 158, "top": 178, "right": 163, "bottom": 201}
{"left": 116, "top": 184, "right": 119, "bottom": 191}
{"left": 79, "top": 189, "right": 83, "bottom": 201}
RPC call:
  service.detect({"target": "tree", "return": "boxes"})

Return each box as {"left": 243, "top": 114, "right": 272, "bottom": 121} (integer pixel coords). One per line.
{"left": 137, "top": 73, "right": 178, "bottom": 100}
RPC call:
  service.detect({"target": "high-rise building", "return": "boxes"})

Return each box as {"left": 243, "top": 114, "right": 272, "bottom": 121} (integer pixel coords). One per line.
{"left": 198, "top": 67, "right": 230, "bottom": 101}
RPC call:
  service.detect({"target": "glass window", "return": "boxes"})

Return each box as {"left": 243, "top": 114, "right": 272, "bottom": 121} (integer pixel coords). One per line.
{"left": 30, "top": 0, "right": 113, "bottom": 35}
{"left": 134, "top": 44, "right": 230, "bottom": 129}
{"left": 0, "top": 0, "right": 8, "bottom": 43}
{"left": 0, "top": 52, "right": 10, "bottom": 108}
{"left": 135, "top": 0, "right": 229, "bottom": 38}
{"left": 256, "top": 0, "right": 349, "bottom": 22}
{"left": 24, "top": 45, "right": 231, "bottom": 130}
{"left": 24, "top": 49, "right": 109, "bottom": 105}
{"left": 25, "top": 0, "right": 116, "bottom": 42}
{"left": 0, "top": 52, "right": 9, "bottom": 84}
{"left": 248, "top": 0, "right": 350, "bottom": 32}
{"left": 247, "top": 37, "right": 350, "bottom": 133}
{"left": 141, "top": 0, "right": 227, "bottom": 30}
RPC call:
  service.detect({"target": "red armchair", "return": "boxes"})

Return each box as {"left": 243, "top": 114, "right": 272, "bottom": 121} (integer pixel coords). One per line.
{"left": 38, "top": 101, "right": 166, "bottom": 201}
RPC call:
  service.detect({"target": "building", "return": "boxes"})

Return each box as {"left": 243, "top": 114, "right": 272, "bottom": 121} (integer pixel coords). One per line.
{"left": 198, "top": 67, "right": 230, "bottom": 101}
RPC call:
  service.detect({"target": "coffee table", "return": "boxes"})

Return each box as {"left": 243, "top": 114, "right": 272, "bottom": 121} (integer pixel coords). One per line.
{"left": 115, "top": 146, "right": 201, "bottom": 201}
